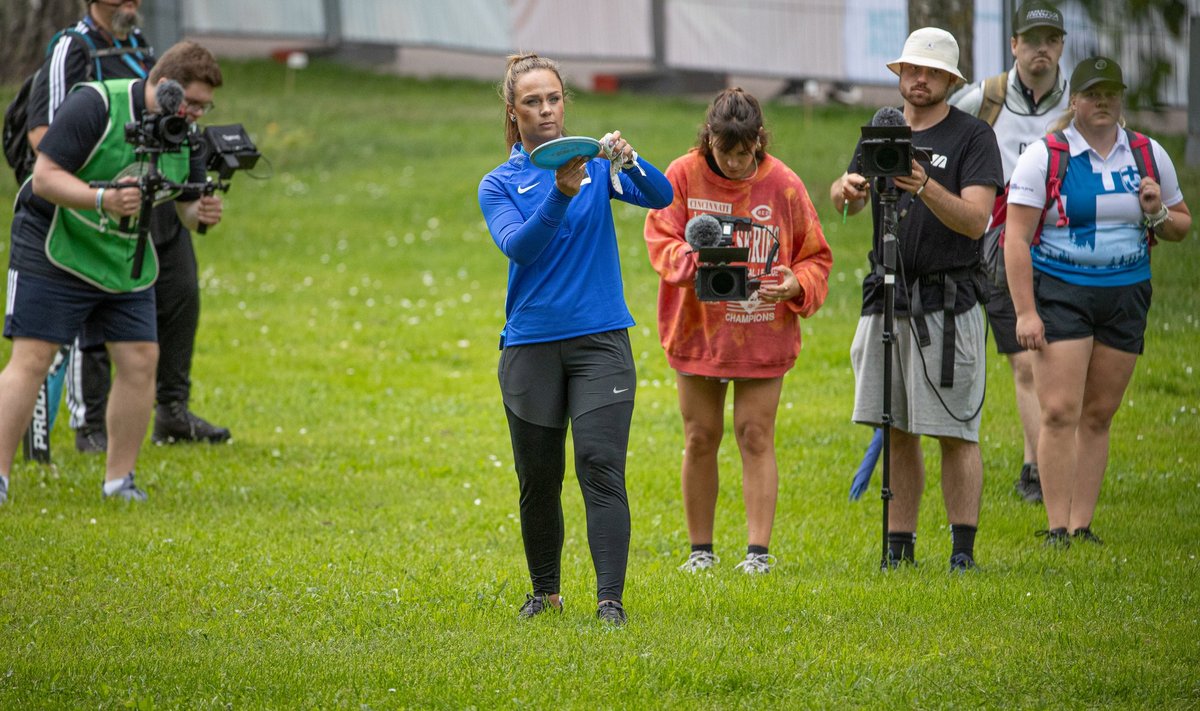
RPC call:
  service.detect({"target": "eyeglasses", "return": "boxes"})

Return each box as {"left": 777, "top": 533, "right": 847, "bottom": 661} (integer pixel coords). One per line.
{"left": 182, "top": 97, "right": 215, "bottom": 115}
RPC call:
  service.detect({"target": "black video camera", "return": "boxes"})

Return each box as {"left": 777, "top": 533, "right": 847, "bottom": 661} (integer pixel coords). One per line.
{"left": 125, "top": 110, "right": 190, "bottom": 153}
{"left": 695, "top": 215, "right": 759, "bottom": 302}
{"left": 858, "top": 125, "right": 915, "bottom": 178}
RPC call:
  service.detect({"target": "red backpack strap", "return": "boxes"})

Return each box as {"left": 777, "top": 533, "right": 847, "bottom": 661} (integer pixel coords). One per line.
{"left": 1036, "top": 130, "right": 1071, "bottom": 243}
{"left": 1125, "top": 128, "right": 1161, "bottom": 246}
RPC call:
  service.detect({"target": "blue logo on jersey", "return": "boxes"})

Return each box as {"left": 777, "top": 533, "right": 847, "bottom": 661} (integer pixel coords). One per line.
{"left": 1064, "top": 156, "right": 1139, "bottom": 252}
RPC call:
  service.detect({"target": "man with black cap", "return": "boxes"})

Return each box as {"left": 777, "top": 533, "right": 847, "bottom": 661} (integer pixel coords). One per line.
{"left": 831, "top": 27, "right": 1003, "bottom": 572}
{"left": 951, "top": 0, "right": 1071, "bottom": 505}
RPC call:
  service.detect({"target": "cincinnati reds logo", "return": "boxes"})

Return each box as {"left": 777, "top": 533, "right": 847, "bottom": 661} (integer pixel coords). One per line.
{"left": 751, "top": 204, "right": 772, "bottom": 221}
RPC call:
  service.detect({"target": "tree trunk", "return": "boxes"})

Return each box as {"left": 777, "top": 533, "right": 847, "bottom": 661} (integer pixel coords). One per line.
{"left": 0, "top": 0, "right": 86, "bottom": 85}
{"left": 908, "top": 0, "right": 976, "bottom": 84}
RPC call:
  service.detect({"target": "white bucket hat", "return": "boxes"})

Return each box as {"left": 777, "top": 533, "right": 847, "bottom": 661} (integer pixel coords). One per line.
{"left": 887, "top": 27, "right": 966, "bottom": 83}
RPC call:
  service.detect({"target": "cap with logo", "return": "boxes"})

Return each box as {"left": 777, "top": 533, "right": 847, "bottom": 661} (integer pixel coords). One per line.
{"left": 887, "top": 27, "right": 965, "bottom": 82}
{"left": 1070, "top": 56, "right": 1125, "bottom": 93}
{"left": 1013, "top": 0, "right": 1066, "bottom": 35}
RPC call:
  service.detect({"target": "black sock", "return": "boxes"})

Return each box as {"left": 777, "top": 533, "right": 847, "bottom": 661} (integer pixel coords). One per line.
{"left": 888, "top": 532, "right": 916, "bottom": 562}
{"left": 691, "top": 543, "right": 713, "bottom": 554}
{"left": 747, "top": 544, "right": 769, "bottom": 556}
{"left": 950, "top": 524, "right": 977, "bottom": 558}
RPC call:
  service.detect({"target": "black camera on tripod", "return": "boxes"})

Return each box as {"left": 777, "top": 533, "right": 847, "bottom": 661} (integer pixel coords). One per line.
{"left": 858, "top": 126, "right": 933, "bottom": 180}
{"left": 858, "top": 125, "right": 916, "bottom": 179}
{"left": 686, "top": 214, "right": 775, "bottom": 301}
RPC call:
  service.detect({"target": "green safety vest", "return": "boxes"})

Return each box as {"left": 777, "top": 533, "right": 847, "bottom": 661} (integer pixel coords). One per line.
{"left": 45, "top": 78, "right": 190, "bottom": 292}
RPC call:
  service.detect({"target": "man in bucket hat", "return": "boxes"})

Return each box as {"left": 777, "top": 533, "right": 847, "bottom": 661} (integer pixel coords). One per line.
{"left": 951, "top": 0, "right": 1071, "bottom": 506}
{"left": 831, "top": 28, "right": 1003, "bottom": 572}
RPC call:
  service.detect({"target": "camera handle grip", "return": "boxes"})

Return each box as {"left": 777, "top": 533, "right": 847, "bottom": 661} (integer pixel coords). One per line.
{"left": 197, "top": 179, "right": 225, "bottom": 235}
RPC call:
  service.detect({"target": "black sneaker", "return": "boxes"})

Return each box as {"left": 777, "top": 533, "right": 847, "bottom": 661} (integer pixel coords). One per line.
{"left": 881, "top": 553, "right": 916, "bottom": 571}
{"left": 1014, "top": 463, "right": 1043, "bottom": 503}
{"left": 596, "top": 601, "right": 627, "bottom": 626}
{"left": 1071, "top": 527, "right": 1104, "bottom": 545}
{"left": 153, "top": 401, "right": 232, "bottom": 444}
{"left": 949, "top": 552, "right": 977, "bottom": 572}
{"left": 75, "top": 427, "right": 108, "bottom": 454}
{"left": 1036, "top": 527, "right": 1070, "bottom": 548}
{"left": 517, "top": 593, "right": 561, "bottom": 619}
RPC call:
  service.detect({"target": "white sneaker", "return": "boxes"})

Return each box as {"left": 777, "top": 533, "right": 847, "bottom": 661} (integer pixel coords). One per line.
{"left": 734, "top": 552, "right": 776, "bottom": 575}
{"left": 678, "top": 550, "right": 719, "bottom": 572}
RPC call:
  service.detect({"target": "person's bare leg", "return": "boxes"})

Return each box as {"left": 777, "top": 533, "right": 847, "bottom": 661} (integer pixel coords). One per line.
{"left": 0, "top": 338, "right": 61, "bottom": 477}
{"left": 104, "top": 341, "right": 158, "bottom": 482}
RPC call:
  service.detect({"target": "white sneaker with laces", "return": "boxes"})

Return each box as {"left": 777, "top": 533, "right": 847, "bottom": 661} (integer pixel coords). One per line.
{"left": 734, "top": 552, "right": 776, "bottom": 575}
{"left": 678, "top": 550, "right": 719, "bottom": 572}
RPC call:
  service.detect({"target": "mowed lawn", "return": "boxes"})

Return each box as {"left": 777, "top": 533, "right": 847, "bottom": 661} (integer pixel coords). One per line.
{"left": 1, "top": 59, "right": 1198, "bottom": 708}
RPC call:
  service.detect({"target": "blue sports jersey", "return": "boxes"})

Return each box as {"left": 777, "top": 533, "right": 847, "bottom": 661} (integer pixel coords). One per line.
{"left": 479, "top": 145, "right": 672, "bottom": 347}
{"left": 1008, "top": 123, "right": 1184, "bottom": 287}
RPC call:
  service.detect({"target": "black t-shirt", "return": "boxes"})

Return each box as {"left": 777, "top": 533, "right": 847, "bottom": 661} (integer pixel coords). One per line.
{"left": 26, "top": 18, "right": 153, "bottom": 131}
{"left": 11, "top": 81, "right": 205, "bottom": 282}
{"left": 846, "top": 106, "right": 1002, "bottom": 315}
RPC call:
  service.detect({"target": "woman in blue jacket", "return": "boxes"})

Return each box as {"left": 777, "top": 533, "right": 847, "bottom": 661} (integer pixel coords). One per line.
{"left": 478, "top": 53, "right": 672, "bottom": 626}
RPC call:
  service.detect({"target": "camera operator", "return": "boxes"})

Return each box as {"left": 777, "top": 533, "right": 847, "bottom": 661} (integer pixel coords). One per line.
{"left": 830, "top": 28, "right": 1002, "bottom": 571}
{"left": 644, "top": 88, "right": 831, "bottom": 575}
{"left": 0, "top": 41, "right": 223, "bottom": 504}
{"left": 26, "top": 1, "right": 232, "bottom": 454}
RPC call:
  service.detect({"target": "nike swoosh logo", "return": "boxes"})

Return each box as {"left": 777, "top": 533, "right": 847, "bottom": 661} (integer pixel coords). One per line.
{"left": 613, "top": 387, "right": 629, "bottom": 394}
{"left": 517, "top": 182, "right": 540, "bottom": 194}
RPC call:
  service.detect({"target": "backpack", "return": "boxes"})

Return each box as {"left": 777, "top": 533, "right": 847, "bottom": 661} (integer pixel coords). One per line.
{"left": 2, "top": 28, "right": 104, "bottom": 186}
{"left": 983, "top": 128, "right": 1160, "bottom": 287}
{"left": 977, "top": 72, "right": 1008, "bottom": 127}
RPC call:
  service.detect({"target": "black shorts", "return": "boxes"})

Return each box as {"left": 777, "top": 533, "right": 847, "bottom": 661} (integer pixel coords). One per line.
{"left": 498, "top": 329, "right": 636, "bottom": 428}
{"left": 4, "top": 269, "right": 156, "bottom": 346}
{"left": 1035, "top": 272, "right": 1151, "bottom": 354}
{"left": 984, "top": 280, "right": 1022, "bottom": 355}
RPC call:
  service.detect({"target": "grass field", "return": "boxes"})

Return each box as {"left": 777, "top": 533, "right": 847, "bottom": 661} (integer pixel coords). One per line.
{"left": 1, "top": 59, "right": 1198, "bottom": 709}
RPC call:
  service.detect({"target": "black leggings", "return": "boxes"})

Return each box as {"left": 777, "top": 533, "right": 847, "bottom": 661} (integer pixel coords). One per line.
{"left": 505, "top": 402, "right": 632, "bottom": 603}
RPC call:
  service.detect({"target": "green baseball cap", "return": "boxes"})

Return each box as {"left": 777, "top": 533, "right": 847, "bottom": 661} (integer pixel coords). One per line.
{"left": 1070, "top": 56, "right": 1125, "bottom": 93}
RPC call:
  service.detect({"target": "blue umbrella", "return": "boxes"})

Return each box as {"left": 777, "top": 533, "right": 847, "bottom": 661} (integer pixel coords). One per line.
{"left": 849, "top": 428, "right": 883, "bottom": 501}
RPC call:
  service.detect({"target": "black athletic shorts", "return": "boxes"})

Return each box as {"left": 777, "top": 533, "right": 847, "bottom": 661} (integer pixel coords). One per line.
{"left": 984, "top": 279, "right": 1022, "bottom": 354}
{"left": 1035, "top": 272, "right": 1152, "bottom": 355}
{"left": 498, "top": 329, "right": 636, "bottom": 428}
{"left": 4, "top": 269, "right": 156, "bottom": 346}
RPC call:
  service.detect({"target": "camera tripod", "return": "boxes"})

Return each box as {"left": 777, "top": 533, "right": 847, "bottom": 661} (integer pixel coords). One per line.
{"left": 876, "top": 178, "right": 900, "bottom": 570}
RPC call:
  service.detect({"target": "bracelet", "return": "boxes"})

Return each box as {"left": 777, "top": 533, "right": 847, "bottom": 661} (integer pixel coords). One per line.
{"left": 916, "top": 175, "right": 930, "bottom": 197}
{"left": 1143, "top": 204, "right": 1170, "bottom": 229}
{"left": 95, "top": 187, "right": 105, "bottom": 212}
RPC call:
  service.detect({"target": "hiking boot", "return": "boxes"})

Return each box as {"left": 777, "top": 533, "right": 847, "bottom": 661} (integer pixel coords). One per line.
{"left": 102, "top": 473, "right": 147, "bottom": 502}
{"left": 734, "top": 552, "right": 776, "bottom": 575}
{"left": 153, "top": 401, "right": 231, "bottom": 444}
{"left": 1071, "top": 527, "right": 1104, "bottom": 545}
{"left": 949, "top": 552, "right": 978, "bottom": 572}
{"left": 678, "top": 550, "right": 719, "bottom": 573}
{"left": 1036, "top": 527, "right": 1070, "bottom": 548}
{"left": 596, "top": 601, "right": 627, "bottom": 626}
{"left": 1014, "top": 463, "right": 1043, "bottom": 503}
{"left": 517, "top": 593, "right": 561, "bottom": 619}
{"left": 75, "top": 426, "right": 107, "bottom": 454}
